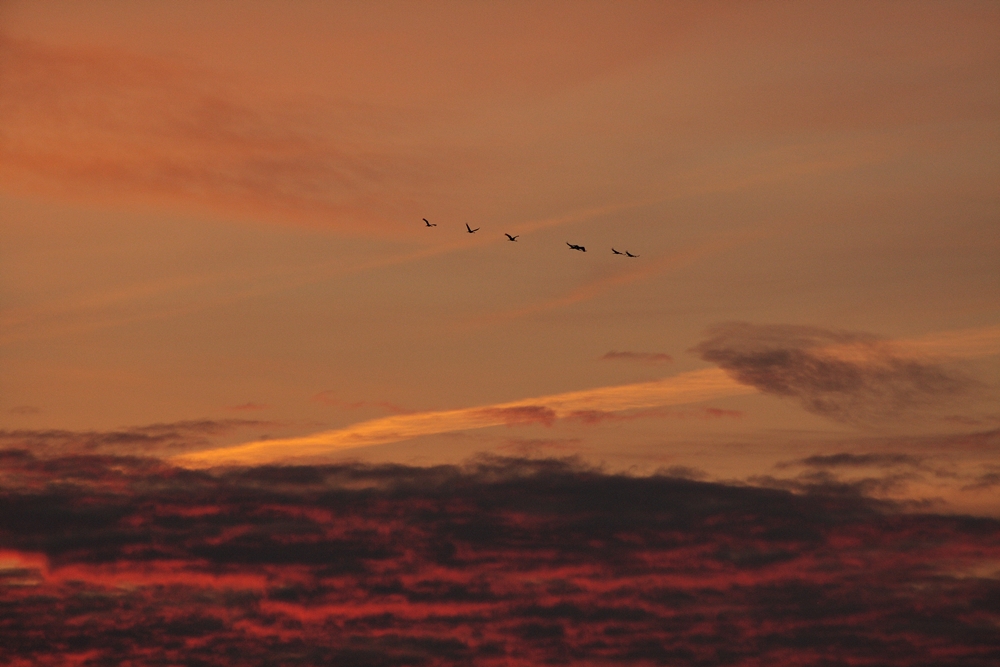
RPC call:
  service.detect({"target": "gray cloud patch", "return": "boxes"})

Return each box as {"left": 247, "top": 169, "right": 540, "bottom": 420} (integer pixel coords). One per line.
{"left": 691, "top": 322, "right": 973, "bottom": 424}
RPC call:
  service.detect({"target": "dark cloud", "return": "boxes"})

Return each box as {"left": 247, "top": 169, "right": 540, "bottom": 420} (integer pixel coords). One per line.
{"left": 692, "top": 322, "right": 975, "bottom": 424}
{"left": 750, "top": 469, "right": 924, "bottom": 501}
{"left": 1, "top": 452, "right": 999, "bottom": 665}
{"left": 656, "top": 465, "right": 709, "bottom": 480}
{"left": 601, "top": 351, "right": 673, "bottom": 363}
{"left": 7, "top": 405, "right": 39, "bottom": 415}
{"left": 497, "top": 438, "right": 582, "bottom": 456}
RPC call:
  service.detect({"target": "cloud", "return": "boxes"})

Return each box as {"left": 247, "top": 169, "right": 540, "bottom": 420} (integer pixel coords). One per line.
{"left": 6, "top": 406, "right": 39, "bottom": 415}
{"left": 692, "top": 322, "right": 980, "bottom": 425}
{"left": 1, "top": 451, "right": 999, "bottom": 665}
{"left": 174, "top": 368, "right": 754, "bottom": 466}
{"left": 601, "top": 351, "right": 673, "bottom": 363}
{"left": 0, "top": 419, "right": 278, "bottom": 458}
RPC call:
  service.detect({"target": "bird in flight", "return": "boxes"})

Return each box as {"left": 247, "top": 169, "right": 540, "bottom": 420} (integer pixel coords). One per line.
{"left": 612, "top": 248, "right": 624, "bottom": 255}
{"left": 466, "top": 223, "right": 480, "bottom": 233}
{"left": 505, "top": 233, "right": 519, "bottom": 241}
{"left": 423, "top": 218, "right": 436, "bottom": 227}
{"left": 567, "top": 243, "right": 586, "bottom": 252}
{"left": 625, "top": 251, "right": 639, "bottom": 258}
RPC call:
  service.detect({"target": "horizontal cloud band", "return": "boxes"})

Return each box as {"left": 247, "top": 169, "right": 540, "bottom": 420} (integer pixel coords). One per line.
{"left": 175, "top": 368, "right": 753, "bottom": 467}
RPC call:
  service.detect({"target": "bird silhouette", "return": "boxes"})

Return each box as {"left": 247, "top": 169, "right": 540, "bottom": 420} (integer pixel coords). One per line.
{"left": 612, "top": 248, "right": 624, "bottom": 255}
{"left": 423, "top": 218, "right": 436, "bottom": 227}
{"left": 567, "top": 243, "right": 586, "bottom": 252}
{"left": 505, "top": 233, "right": 519, "bottom": 241}
{"left": 625, "top": 251, "right": 639, "bottom": 258}
{"left": 466, "top": 223, "right": 480, "bottom": 233}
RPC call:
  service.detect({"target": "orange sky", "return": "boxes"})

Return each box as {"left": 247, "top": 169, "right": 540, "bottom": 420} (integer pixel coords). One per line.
{"left": 2, "top": 1, "right": 999, "bottom": 513}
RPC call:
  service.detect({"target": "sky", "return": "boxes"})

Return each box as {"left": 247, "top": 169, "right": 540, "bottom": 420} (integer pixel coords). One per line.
{"left": 1, "top": 2, "right": 999, "bottom": 663}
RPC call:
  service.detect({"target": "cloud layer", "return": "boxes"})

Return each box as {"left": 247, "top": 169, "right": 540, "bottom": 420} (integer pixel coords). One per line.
{"left": 2, "top": 452, "right": 999, "bottom": 665}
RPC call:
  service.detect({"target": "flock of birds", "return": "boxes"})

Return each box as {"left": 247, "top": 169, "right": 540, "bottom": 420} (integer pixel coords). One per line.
{"left": 423, "top": 219, "right": 639, "bottom": 257}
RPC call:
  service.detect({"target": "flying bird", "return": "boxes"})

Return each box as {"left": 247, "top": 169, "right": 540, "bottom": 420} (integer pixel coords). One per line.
{"left": 466, "top": 223, "right": 480, "bottom": 234}
{"left": 505, "top": 234, "right": 519, "bottom": 241}
{"left": 423, "top": 218, "right": 436, "bottom": 227}
{"left": 612, "top": 248, "right": 624, "bottom": 255}
{"left": 567, "top": 243, "right": 586, "bottom": 252}
{"left": 625, "top": 251, "right": 639, "bottom": 258}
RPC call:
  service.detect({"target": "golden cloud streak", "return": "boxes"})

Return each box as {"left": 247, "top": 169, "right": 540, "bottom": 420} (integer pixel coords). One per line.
{"left": 174, "top": 368, "right": 753, "bottom": 467}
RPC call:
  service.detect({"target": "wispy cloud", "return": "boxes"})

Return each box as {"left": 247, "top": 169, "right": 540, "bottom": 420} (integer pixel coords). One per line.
{"left": 0, "top": 32, "right": 442, "bottom": 234}
{"left": 312, "top": 391, "right": 409, "bottom": 415}
{"left": 601, "top": 351, "right": 673, "bottom": 364}
{"left": 174, "top": 369, "right": 754, "bottom": 466}
{"left": 0, "top": 419, "right": 279, "bottom": 458}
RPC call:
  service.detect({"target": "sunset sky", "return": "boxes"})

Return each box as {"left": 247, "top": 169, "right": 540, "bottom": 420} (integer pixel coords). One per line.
{"left": 1, "top": 2, "right": 999, "bottom": 663}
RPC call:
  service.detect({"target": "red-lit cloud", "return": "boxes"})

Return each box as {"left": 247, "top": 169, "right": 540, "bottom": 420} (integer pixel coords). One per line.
{"left": 1, "top": 451, "right": 998, "bottom": 665}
